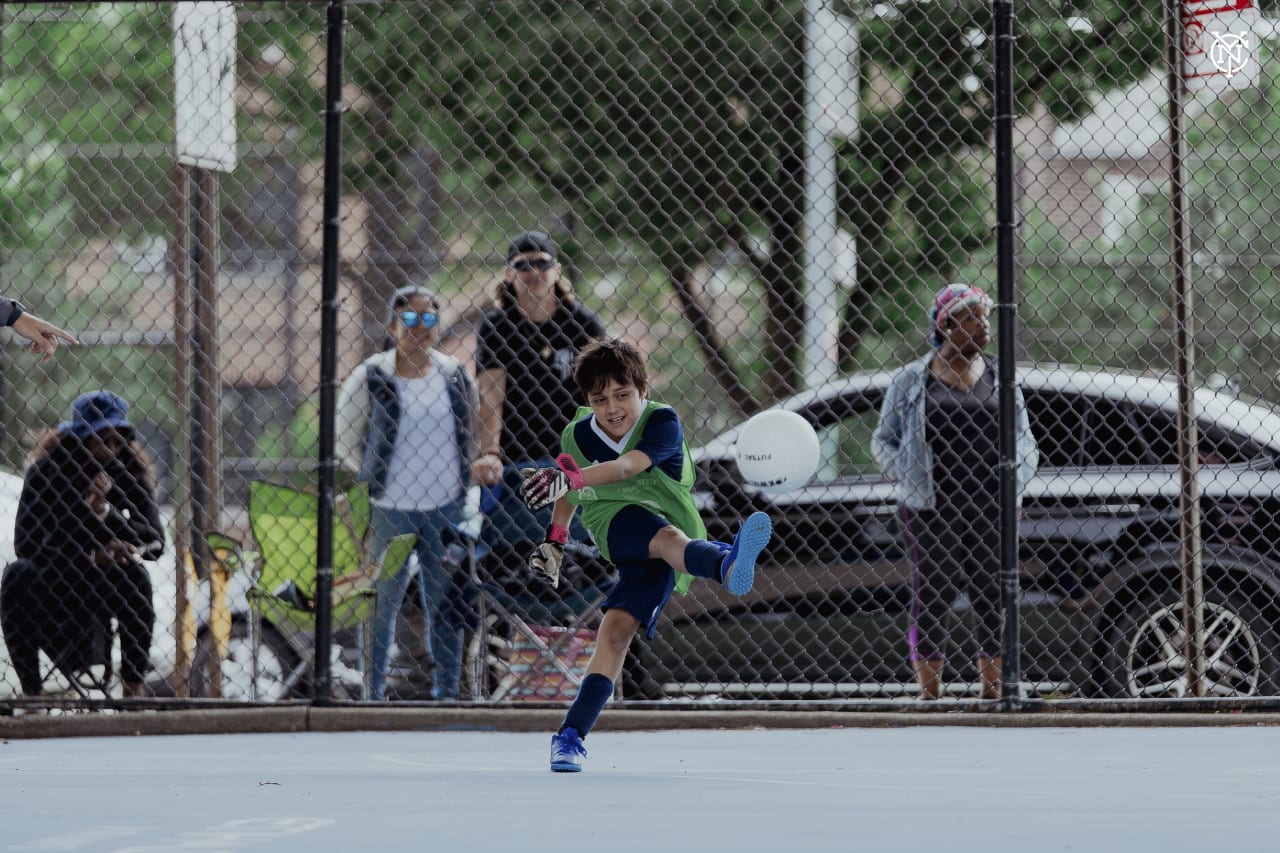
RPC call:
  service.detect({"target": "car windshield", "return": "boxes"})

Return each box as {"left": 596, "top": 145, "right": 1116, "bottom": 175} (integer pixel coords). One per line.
{"left": 786, "top": 393, "right": 883, "bottom": 482}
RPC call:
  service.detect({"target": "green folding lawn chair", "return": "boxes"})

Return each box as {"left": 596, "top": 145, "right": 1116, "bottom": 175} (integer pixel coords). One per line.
{"left": 233, "top": 480, "right": 415, "bottom": 700}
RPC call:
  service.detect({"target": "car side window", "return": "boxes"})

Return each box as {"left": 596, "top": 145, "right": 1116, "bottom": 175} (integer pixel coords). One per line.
{"left": 1024, "top": 390, "right": 1086, "bottom": 468}
{"left": 1131, "top": 405, "right": 1269, "bottom": 466}
{"left": 1197, "top": 424, "right": 1268, "bottom": 465}
{"left": 807, "top": 392, "right": 883, "bottom": 481}
{"left": 1084, "top": 398, "right": 1157, "bottom": 466}
{"left": 1130, "top": 405, "right": 1176, "bottom": 463}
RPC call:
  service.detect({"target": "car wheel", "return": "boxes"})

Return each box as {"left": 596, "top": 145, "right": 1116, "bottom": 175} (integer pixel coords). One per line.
{"left": 190, "top": 619, "right": 303, "bottom": 701}
{"left": 1103, "top": 593, "right": 1280, "bottom": 698}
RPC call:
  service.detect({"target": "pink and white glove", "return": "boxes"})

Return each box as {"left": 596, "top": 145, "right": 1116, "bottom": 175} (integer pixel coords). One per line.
{"left": 519, "top": 454, "right": 586, "bottom": 511}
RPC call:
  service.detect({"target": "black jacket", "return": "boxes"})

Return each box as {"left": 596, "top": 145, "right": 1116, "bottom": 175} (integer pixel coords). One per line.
{"left": 104, "top": 445, "right": 165, "bottom": 559}
{"left": 14, "top": 437, "right": 162, "bottom": 570}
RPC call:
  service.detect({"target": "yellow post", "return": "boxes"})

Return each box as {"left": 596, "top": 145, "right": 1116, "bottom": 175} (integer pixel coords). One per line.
{"left": 207, "top": 542, "right": 235, "bottom": 699}
{"left": 178, "top": 549, "right": 198, "bottom": 697}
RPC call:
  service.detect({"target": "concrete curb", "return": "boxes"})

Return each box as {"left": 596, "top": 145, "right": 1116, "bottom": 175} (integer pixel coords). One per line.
{"left": 4, "top": 707, "right": 1280, "bottom": 740}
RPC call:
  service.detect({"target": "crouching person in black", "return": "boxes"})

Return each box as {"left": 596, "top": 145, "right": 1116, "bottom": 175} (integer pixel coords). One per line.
{"left": 1, "top": 391, "right": 159, "bottom": 698}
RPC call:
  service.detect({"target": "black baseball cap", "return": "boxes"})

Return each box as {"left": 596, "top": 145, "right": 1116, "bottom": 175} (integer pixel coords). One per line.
{"left": 506, "top": 230, "right": 557, "bottom": 262}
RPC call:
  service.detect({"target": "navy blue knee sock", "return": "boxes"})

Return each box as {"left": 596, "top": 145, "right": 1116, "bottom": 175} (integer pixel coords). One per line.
{"left": 684, "top": 539, "right": 730, "bottom": 581}
{"left": 560, "top": 673, "right": 614, "bottom": 738}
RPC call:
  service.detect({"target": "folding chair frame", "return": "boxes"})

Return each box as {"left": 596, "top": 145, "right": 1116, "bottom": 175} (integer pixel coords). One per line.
{"left": 208, "top": 482, "right": 416, "bottom": 701}
{"left": 1, "top": 557, "right": 120, "bottom": 700}
{"left": 40, "top": 617, "right": 116, "bottom": 700}
{"left": 461, "top": 534, "right": 609, "bottom": 702}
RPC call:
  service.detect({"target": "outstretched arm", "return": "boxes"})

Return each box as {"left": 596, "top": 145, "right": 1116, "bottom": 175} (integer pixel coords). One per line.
{"left": 577, "top": 448, "right": 653, "bottom": 487}
{"left": 528, "top": 496, "right": 578, "bottom": 588}
{"left": 519, "top": 449, "right": 654, "bottom": 511}
{"left": 10, "top": 312, "right": 79, "bottom": 361}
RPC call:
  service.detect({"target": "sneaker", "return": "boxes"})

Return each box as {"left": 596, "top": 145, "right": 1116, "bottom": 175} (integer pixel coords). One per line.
{"left": 720, "top": 511, "right": 772, "bottom": 596}
{"left": 550, "top": 727, "right": 586, "bottom": 772}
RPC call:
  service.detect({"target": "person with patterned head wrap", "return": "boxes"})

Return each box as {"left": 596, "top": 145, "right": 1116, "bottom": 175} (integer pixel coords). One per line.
{"left": 872, "top": 283, "right": 1039, "bottom": 701}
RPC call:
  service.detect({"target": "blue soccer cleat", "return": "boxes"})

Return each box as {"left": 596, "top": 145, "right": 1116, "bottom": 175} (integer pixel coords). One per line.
{"left": 721, "top": 511, "right": 771, "bottom": 596}
{"left": 550, "top": 727, "right": 587, "bottom": 772}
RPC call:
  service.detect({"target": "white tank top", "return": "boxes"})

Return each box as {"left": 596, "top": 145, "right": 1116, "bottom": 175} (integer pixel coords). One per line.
{"left": 374, "top": 369, "right": 463, "bottom": 510}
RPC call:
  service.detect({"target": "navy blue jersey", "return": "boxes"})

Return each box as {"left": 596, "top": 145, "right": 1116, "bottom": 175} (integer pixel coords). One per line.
{"left": 567, "top": 406, "right": 685, "bottom": 481}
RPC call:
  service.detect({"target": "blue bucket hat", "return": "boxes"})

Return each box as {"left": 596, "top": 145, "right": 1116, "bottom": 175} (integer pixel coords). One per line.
{"left": 69, "top": 390, "right": 133, "bottom": 439}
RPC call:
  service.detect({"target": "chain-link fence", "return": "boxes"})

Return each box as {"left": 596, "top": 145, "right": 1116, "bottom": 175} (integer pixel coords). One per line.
{"left": 2, "top": 0, "right": 1280, "bottom": 710}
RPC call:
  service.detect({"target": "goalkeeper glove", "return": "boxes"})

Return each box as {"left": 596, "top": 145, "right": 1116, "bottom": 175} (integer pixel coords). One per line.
{"left": 529, "top": 523, "right": 569, "bottom": 588}
{"left": 519, "top": 454, "right": 586, "bottom": 511}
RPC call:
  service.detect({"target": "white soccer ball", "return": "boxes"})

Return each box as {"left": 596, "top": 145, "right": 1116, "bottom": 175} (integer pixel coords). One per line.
{"left": 733, "top": 409, "right": 820, "bottom": 492}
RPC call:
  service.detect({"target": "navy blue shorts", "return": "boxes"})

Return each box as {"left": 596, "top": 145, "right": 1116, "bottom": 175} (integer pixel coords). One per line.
{"left": 602, "top": 504, "right": 677, "bottom": 639}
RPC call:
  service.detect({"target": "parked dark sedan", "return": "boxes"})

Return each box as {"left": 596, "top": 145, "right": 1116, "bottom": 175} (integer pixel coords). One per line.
{"left": 631, "top": 365, "right": 1280, "bottom": 700}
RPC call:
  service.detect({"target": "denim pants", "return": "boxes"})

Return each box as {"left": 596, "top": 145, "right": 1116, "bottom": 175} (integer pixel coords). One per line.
{"left": 369, "top": 499, "right": 464, "bottom": 700}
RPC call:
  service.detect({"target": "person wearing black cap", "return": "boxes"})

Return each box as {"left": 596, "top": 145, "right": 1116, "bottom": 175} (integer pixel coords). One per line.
{"left": 474, "top": 230, "right": 605, "bottom": 559}
{"left": 2, "top": 391, "right": 161, "bottom": 697}
{"left": 336, "top": 285, "right": 482, "bottom": 701}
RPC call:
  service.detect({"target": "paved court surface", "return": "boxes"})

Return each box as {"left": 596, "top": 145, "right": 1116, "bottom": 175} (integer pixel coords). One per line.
{"left": 2, "top": 726, "right": 1279, "bottom": 852}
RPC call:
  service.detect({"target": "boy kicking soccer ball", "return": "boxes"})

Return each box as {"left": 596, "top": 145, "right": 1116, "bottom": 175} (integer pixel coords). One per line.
{"left": 519, "top": 338, "right": 772, "bottom": 772}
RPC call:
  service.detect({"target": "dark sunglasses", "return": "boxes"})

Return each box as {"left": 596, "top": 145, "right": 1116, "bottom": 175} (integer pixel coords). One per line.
{"left": 399, "top": 310, "right": 439, "bottom": 329}
{"left": 510, "top": 257, "right": 555, "bottom": 273}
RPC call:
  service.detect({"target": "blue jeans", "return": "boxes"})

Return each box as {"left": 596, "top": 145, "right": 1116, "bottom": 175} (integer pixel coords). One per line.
{"left": 369, "top": 500, "right": 464, "bottom": 701}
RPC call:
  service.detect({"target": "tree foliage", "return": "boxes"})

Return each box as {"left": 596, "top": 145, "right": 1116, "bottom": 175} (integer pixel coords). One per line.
{"left": 324, "top": 0, "right": 1166, "bottom": 407}
{"left": 1076, "top": 42, "right": 1280, "bottom": 401}
{"left": 20, "top": 1, "right": 1163, "bottom": 416}
{"left": 844, "top": 0, "right": 1165, "bottom": 363}
{"left": 0, "top": 0, "right": 1176, "bottom": 445}
{"left": 0, "top": 4, "right": 175, "bottom": 462}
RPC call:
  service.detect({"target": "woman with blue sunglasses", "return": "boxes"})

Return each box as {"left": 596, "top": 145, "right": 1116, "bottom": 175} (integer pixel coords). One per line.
{"left": 337, "top": 284, "right": 483, "bottom": 701}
